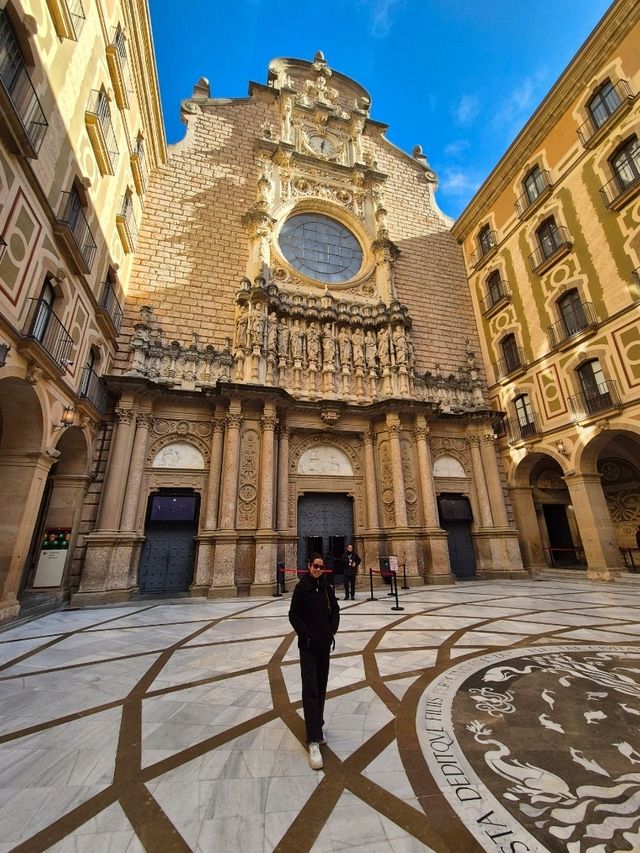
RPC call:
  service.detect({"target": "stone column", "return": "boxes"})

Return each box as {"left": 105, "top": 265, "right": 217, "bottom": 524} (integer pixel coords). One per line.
{"left": 97, "top": 407, "right": 136, "bottom": 530}
{"left": 386, "top": 414, "right": 407, "bottom": 527}
{"left": 192, "top": 415, "right": 225, "bottom": 595}
{"left": 362, "top": 431, "right": 380, "bottom": 530}
{"left": 479, "top": 433, "right": 509, "bottom": 527}
{"left": 210, "top": 401, "right": 243, "bottom": 596}
{"left": 467, "top": 434, "right": 493, "bottom": 528}
{"left": 254, "top": 403, "right": 279, "bottom": 592}
{"left": 120, "top": 413, "right": 154, "bottom": 530}
{"left": 564, "top": 472, "right": 625, "bottom": 580}
{"left": 413, "top": 416, "right": 452, "bottom": 583}
{"left": 510, "top": 485, "right": 546, "bottom": 574}
{"left": 276, "top": 424, "right": 290, "bottom": 532}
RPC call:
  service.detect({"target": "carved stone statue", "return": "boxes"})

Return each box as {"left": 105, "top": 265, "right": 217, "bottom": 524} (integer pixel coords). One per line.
{"left": 250, "top": 303, "right": 266, "bottom": 348}
{"left": 266, "top": 311, "right": 278, "bottom": 354}
{"left": 377, "top": 326, "right": 390, "bottom": 368}
{"left": 364, "top": 330, "right": 377, "bottom": 370}
{"left": 322, "top": 331, "right": 336, "bottom": 368}
{"left": 235, "top": 305, "right": 249, "bottom": 349}
{"left": 352, "top": 327, "right": 365, "bottom": 370}
{"left": 291, "top": 319, "right": 304, "bottom": 360}
{"left": 392, "top": 325, "right": 408, "bottom": 366}
{"left": 306, "top": 322, "right": 320, "bottom": 363}
{"left": 338, "top": 327, "right": 352, "bottom": 368}
{"left": 278, "top": 317, "right": 290, "bottom": 359}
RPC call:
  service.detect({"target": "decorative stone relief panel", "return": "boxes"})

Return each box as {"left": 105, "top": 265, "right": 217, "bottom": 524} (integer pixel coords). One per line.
{"left": 152, "top": 442, "right": 205, "bottom": 470}
{"left": 433, "top": 455, "right": 466, "bottom": 478}
{"left": 400, "top": 437, "right": 421, "bottom": 527}
{"left": 377, "top": 439, "right": 396, "bottom": 528}
{"left": 298, "top": 445, "right": 353, "bottom": 476}
{"left": 290, "top": 433, "right": 362, "bottom": 476}
{"left": 430, "top": 437, "right": 471, "bottom": 477}
{"left": 237, "top": 427, "right": 259, "bottom": 529}
{"left": 147, "top": 429, "right": 210, "bottom": 467}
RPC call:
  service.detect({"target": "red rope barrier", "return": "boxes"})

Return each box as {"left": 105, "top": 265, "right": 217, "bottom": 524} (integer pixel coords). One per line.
{"left": 369, "top": 568, "right": 394, "bottom": 578}
{"left": 279, "top": 567, "right": 334, "bottom": 574}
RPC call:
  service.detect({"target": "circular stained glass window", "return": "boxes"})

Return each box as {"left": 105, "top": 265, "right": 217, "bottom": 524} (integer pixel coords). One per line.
{"left": 279, "top": 213, "right": 363, "bottom": 283}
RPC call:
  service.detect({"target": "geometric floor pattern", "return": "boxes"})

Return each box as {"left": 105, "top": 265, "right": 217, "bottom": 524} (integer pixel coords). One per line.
{"left": 0, "top": 578, "right": 639, "bottom": 852}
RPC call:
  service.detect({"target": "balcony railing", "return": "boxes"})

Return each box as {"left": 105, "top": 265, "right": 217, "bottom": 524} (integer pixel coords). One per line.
{"left": 22, "top": 298, "right": 73, "bottom": 371}
{"left": 85, "top": 89, "right": 119, "bottom": 175}
{"left": 480, "top": 279, "right": 510, "bottom": 314}
{"left": 130, "top": 137, "right": 148, "bottom": 194}
{"left": 57, "top": 191, "right": 97, "bottom": 271}
{"left": 600, "top": 169, "right": 640, "bottom": 208}
{"left": 548, "top": 301, "right": 599, "bottom": 348}
{"left": 472, "top": 230, "right": 498, "bottom": 267}
{"left": 106, "top": 25, "right": 132, "bottom": 109}
{"left": 577, "top": 80, "right": 633, "bottom": 146}
{"left": 514, "top": 170, "right": 552, "bottom": 217}
{"left": 568, "top": 379, "right": 621, "bottom": 419}
{"left": 528, "top": 225, "right": 572, "bottom": 273}
{"left": 99, "top": 280, "right": 123, "bottom": 333}
{"left": 506, "top": 411, "right": 541, "bottom": 443}
{"left": 494, "top": 347, "right": 526, "bottom": 381}
{"left": 79, "top": 366, "right": 109, "bottom": 414}
{"left": 46, "top": 0, "right": 86, "bottom": 40}
{"left": 116, "top": 196, "right": 138, "bottom": 253}
{"left": 0, "top": 14, "right": 48, "bottom": 156}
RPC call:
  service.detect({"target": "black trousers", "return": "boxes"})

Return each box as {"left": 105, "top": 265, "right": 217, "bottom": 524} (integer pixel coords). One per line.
{"left": 344, "top": 574, "right": 355, "bottom": 598}
{"left": 299, "top": 645, "right": 330, "bottom": 743}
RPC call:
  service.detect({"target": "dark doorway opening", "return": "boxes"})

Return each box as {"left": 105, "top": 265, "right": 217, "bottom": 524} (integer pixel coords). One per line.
{"left": 542, "top": 504, "right": 583, "bottom": 567}
{"left": 297, "top": 493, "right": 354, "bottom": 583}
{"left": 138, "top": 490, "right": 200, "bottom": 594}
{"left": 438, "top": 494, "right": 476, "bottom": 579}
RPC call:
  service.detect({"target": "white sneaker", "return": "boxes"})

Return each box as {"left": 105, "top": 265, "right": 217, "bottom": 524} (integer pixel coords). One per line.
{"left": 308, "top": 742, "right": 323, "bottom": 770}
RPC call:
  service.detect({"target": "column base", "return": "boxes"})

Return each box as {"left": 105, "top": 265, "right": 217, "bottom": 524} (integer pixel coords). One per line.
{"left": 254, "top": 531, "right": 279, "bottom": 588}
{"left": 207, "top": 585, "right": 238, "bottom": 599}
{"left": 587, "top": 567, "right": 621, "bottom": 582}
{"left": 211, "top": 531, "right": 238, "bottom": 591}
{"left": 77, "top": 531, "right": 144, "bottom": 596}
{"left": 474, "top": 528, "right": 527, "bottom": 578}
{"left": 0, "top": 598, "right": 20, "bottom": 621}
{"left": 192, "top": 533, "right": 216, "bottom": 591}
{"left": 423, "top": 528, "right": 453, "bottom": 583}
{"left": 70, "top": 588, "right": 137, "bottom": 607}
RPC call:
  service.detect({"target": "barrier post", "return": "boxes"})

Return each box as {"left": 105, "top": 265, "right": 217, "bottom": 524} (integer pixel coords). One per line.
{"left": 401, "top": 563, "right": 409, "bottom": 590}
{"left": 390, "top": 568, "right": 404, "bottom": 611}
{"left": 273, "top": 561, "right": 284, "bottom": 597}
{"left": 368, "top": 567, "right": 378, "bottom": 601}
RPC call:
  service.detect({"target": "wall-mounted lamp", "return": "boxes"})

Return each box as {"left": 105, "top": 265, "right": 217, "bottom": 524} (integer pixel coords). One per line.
{"left": 556, "top": 439, "right": 569, "bottom": 457}
{"left": 59, "top": 405, "right": 75, "bottom": 428}
{"left": 0, "top": 339, "right": 10, "bottom": 368}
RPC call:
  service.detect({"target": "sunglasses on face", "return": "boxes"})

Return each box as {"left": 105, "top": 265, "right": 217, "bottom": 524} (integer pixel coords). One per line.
{"left": 311, "top": 563, "right": 324, "bottom": 568}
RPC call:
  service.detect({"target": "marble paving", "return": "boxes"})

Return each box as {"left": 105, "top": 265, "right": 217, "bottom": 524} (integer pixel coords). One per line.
{"left": 0, "top": 579, "right": 639, "bottom": 852}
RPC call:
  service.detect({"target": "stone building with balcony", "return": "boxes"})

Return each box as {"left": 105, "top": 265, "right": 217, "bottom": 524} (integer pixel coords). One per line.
{"left": 0, "top": 0, "right": 165, "bottom": 619}
{"left": 72, "top": 51, "right": 526, "bottom": 606}
{"left": 452, "top": 0, "right": 640, "bottom": 579}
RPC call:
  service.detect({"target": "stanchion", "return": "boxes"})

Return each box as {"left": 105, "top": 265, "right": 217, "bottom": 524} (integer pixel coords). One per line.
{"left": 401, "top": 563, "right": 409, "bottom": 590}
{"left": 368, "top": 567, "right": 378, "bottom": 601}
{"left": 390, "top": 570, "right": 404, "bottom": 611}
{"left": 273, "top": 562, "right": 284, "bottom": 597}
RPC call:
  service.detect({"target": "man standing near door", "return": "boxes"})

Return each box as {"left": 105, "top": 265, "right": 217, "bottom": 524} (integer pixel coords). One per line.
{"left": 289, "top": 554, "right": 340, "bottom": 770}
{"left": 341, "top": 543, "right": 361, "bottom": 601}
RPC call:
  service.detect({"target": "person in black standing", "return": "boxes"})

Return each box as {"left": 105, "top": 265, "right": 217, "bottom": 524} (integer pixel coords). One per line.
{"left": 288, "top": 554, "right": 340, "bottom": 770}
{"left": 341, "top": 543, "right": 361, "bottom": 601}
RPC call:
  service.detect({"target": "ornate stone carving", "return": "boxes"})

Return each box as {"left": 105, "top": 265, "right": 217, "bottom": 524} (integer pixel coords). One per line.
{"left": 290, "top": 433, "right": 362, "bottom": 476}
{"left": 401, "top": 439, "right": 420, "bottom": 527}
{"left": 147, "top": 434, "right": 210, "bottom": 467}
{"left": 261, "top": 414, "right": 278, "bottom": 431}
{"left": 377, "top": 440, "right": 396, "bottom": 527}
{"left": 237, "top": 429, "right": 259, "bottom": 528}
{"left": 226, "top": 413, "right": 244, "bottom": 430}
{"left": 115, "top": 407, "right": 134, "bottom": 425}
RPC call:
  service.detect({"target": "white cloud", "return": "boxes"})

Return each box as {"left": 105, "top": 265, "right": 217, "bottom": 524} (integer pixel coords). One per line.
{"left": 444, "top": 139, "right": 470, "bottom": 158}
{"left": 360, "top": 0, "right": 405, "bottom": 38}
{"left": 491, "top": 70, "right": 549, "bottom": 138}
{"left": 452, "top": 94, "right": 480, "bottom": 126}
{"left": 439, "top": 168, "right": 482, "bottom": 197}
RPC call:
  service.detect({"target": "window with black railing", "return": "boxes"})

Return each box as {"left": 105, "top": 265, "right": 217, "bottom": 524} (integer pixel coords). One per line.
{"left": 511, "top": 394, "right": 539, "bottom": 441}
{"left": 57, "top": 187, "right": 97, "bottom": 271}
{"left": 478, "top": 225, "right": 496, "bottom": 256}
{"left": 481, "top": 271, "right": 510, "bottom": 314}
{"left": 116, "top": 191, "right": 138, "bottom": 252}
{"left": 547, "top": 290, "right": 598, "bottom": 347}
{"left": 529, "top": 219, "right": 572, "bottom": 271}
{"left": 86, "top": 88, "right": 119, "bottom": 173}
{"left": 23, "top": 296, "right": 73, "bottom": 370}
{"left": 107, "top": 23, "right": 132, "bottom": 108}
{"left": 99, "top": 279, "right": 123, "bottom": 332}
{"left": 131, "top": 133, "right": 148, "bottom": 194}
{"left": 79, "top": 353, "right": 108, "bottom": 414}
{"left": 495, "top": 334, "right": 525, "bottom": 380}
{"left": 515, "top": 168, "right": 551, "bottom": 217}
{"left": 571, "top": 360, "right": 620, "bottom": 417}
{"left": 578, "top": 79, "right": 632, "bottom": 145}
{"left": 0, "top": 10, "right": 48, "bottom": 155}
{"left": 600, "top": 135, "right": 640, "bottom": 207}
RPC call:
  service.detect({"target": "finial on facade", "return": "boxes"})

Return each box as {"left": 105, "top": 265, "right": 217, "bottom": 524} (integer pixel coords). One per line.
{"left": 192, "top": 77, "right": 210, "bottom": 99}
{"left": 412, "top": 145, "right": 430, "bottom": 167}
{"left": 314, "top": 51, "right": 325, "bottom": 63}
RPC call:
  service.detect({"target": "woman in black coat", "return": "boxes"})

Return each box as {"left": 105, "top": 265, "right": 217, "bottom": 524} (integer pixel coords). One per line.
{"left": 288, "top": 554, "right": 340, "bottom": 769}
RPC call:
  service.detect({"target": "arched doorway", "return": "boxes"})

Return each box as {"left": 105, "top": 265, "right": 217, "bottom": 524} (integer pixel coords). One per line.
{"left": 138, "top": 490, "right": 201, "bottom": 594}
{"left": 296, "top": 493, "right": 354, "bottom": 576}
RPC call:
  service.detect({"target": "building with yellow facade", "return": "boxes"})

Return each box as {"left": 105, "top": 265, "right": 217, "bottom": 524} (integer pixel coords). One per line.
{"left": 453, "top": 0, "right": 640, "bottom": 580}
{"left": 0, "top": 0, "right": 165, "bottom": 619}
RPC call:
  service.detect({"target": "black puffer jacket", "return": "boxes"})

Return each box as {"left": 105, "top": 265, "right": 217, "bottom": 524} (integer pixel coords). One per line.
{"left": 289, "top": 573, "right": 340, "bottom": 651}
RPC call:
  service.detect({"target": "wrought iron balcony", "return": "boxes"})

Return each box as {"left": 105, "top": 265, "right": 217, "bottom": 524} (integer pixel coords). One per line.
{"left": 528, "top": 225, "right": 572, "bottom": 273}
{"left": 22, "top": 298, "right": 73, "bottom": 371}
{"left": 600, "top": 169, "right": 640, "bottom": 209}
{"left": 106, "top": 25, "right": 131, "bottom": 109}
{"left": 472, "top": 229, "right": 498, "bottom": 268}
{"left": 577, "top": 80, "right": 634, "bottom": 147}
{"left": 494, "top": 347, "right": 526, "bottom": 381}
{"left": 480, "top": 279, "right": 510, "bottom": 315}
{"left": 506, "top": 411, "right": 541, "bottom": 443}
{"left": 57, "top": 191, "right": 97, "bottom": 272}
{"left": 116, "top": 195, "right": 138, "bottom": 253}
{"left": 514, "top": 170, "right": 552, "bottom": 218}
{"left": 98, "top": 280, "right": 123, "bottom": 334}
{"left": 130, "top": 137, "right": 148, "bottom": 194}
{"left": 79, "top": 365, "right": 109, "bottom": 414}
{"left": 547, "top": 301, "right": 599, "bottom": 348}
{"left": 0, "top": 12, "right": 48, "bottom": 157}
{"left": 46, "top": 0, "right": 86, "bottom": 40}
{"left": 568, "top": 379, "right": 621, "bottom": 419}
{"left": 85, "top": 89, "right": 119, "bottom": 175}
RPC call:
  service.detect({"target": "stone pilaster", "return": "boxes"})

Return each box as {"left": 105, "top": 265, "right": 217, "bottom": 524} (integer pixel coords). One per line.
{"left": 413, "top": 416, "right": 452, "bottom": 583}
{"left": 386, "top": 414, "right": 408, "bottom": 527}
{"left": 211, "top": 402, "right": 243, "bottom": 595}
{"left": 254, "top": 403, "right": 278, "bottom": 592}
{"left": 467, "top": 434, "right": 493, "bottom": 528}
{"left": 362, "top": 431, "right": 380, "bottom": 530}
{"left": 479, "top": 434, "right": 509, "bottom": 528}
{"left": 97, "top": 407, "right": 136, "bottom": 531}
{"left": 276, "top": 424, "right": 290, "bottom": 532}
{"left": 121, "top": 413, "right": 154, "bottom": 531}
{"left": 192, "top": 415, "right": 225, "bottom": 595}
{"left": 564, "top": 472, "right": 625, "bottom": 581}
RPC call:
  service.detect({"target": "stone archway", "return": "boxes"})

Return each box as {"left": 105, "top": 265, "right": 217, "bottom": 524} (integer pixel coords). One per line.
{"left": 0, "top": 377, "right": 47, "bottom": 618}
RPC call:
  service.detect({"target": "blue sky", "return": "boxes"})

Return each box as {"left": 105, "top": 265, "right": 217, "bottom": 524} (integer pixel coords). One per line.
{"left": 149, "top": 0, "right": 612, "bottom": 219}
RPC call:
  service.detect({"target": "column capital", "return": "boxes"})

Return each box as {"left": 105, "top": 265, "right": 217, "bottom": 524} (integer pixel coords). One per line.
{"left": 115, "top": 407, "right": 135, "bottom": 425}
{"left": 387, "top": 422, "right": 402, "bottom": 437}
{"left": 362, "top": 431, "right": 376, "bottom": 446}
{"left": 277, "top": 425, "right": 290, "bottom": 440}
{"left": 226, "top": 413, "right": 243, "bottom": 430}
{"left": 261, "top": 414, "right": 278, "bottom": 432}
{"left": 212, "top": 417, "right": 226, "bottom": 434}
{"left": 466, "top": 434, "right": 482, "bottom": 448}
{"left": 136, "top": 413, "right": 155, "bottom": 429}
{"left": 412, "top": 426, "right": 429, "bottom": 441}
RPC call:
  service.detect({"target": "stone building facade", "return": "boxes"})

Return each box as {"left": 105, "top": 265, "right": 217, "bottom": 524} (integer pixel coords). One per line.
{"left": 452, "top": 0, "right": 640, "bottom": 580}
{"left": 73, "top": 52, "right": 524, "bottom": 604}
{"left": 0, "top": 0, "right": 165, "bottom": 619}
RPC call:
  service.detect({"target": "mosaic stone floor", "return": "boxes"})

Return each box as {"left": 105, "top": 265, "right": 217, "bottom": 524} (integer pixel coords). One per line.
{"left": 0, "top": 578, "right": 639, "bottom": 852}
